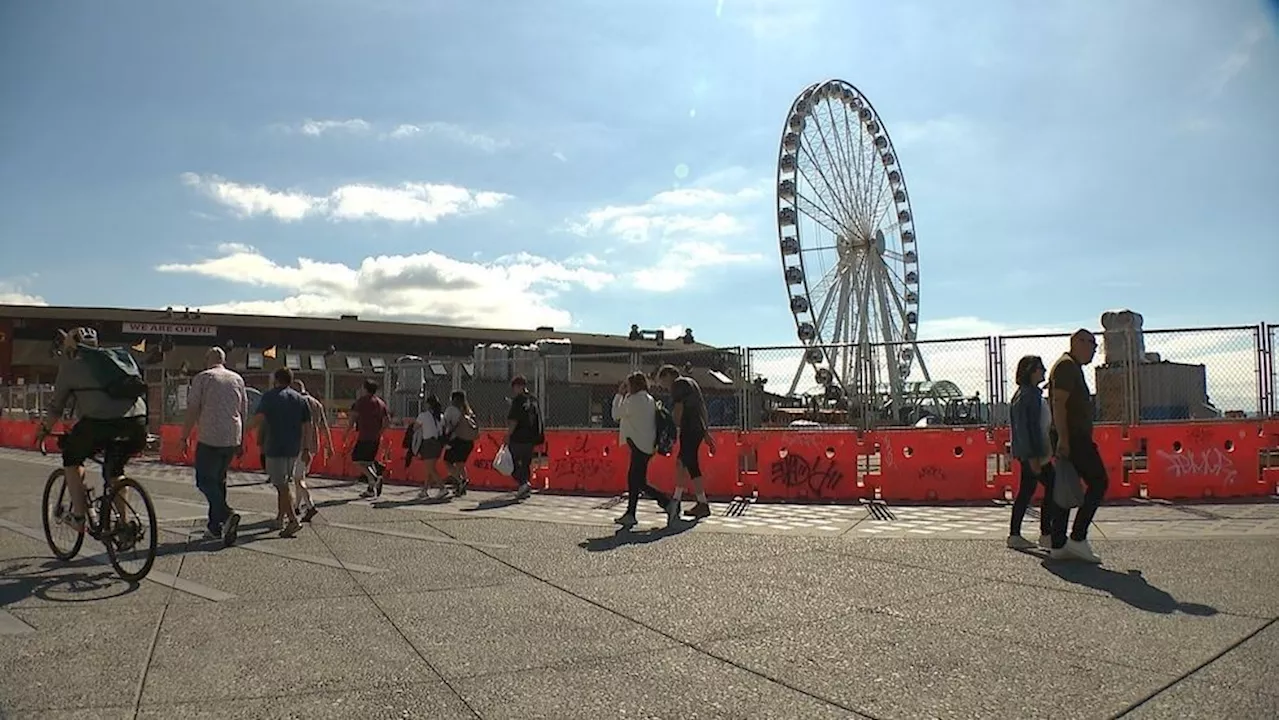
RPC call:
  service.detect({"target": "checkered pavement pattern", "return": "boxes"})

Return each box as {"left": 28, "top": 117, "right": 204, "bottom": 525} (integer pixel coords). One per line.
{"left": 3, "top": 448, "right": 1274, "bottom": 540}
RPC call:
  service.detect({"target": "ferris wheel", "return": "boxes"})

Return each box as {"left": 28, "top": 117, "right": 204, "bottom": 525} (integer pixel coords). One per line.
{"left": 775, "top": 79, "right": 929, "bottom": 413}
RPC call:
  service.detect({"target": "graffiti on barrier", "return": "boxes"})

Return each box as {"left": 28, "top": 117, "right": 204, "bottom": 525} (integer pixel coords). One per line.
{"left": 769, "top": 454, "right": 843, "bottom": 496}
{"left": 1155, "top": 448, "right": 1238, "bottom": 486}
{"left": 916, "top": 465, "right": 946, "bottom": 484}
{"left": 553, "top": 455, "right": 613, "bottom": 485}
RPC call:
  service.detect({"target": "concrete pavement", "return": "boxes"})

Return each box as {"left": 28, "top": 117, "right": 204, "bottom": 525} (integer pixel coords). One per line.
{"left": 0, "top": 449, "right": 1276, "bottom": 719}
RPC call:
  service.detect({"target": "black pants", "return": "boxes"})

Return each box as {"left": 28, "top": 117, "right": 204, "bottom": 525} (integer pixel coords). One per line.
{"left": 1067, "top": 439, "right": 1108, "bottom": 544}
{"left": 626, "top": 439, "right": 669, "bottom": 515}
{"left": 509, "top": 442, "right": 535, "bottom": 488}
{"left": 1046, "top": 435, "right": 1109, "bottom": 547}
{"left": 1011, "top": 459, "right": 1053, "bottom": 537}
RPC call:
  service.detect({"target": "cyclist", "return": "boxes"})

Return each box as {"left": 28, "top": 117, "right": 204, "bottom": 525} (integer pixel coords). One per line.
{"left": 38, "top": 327, "right": 148, "bottom": 531}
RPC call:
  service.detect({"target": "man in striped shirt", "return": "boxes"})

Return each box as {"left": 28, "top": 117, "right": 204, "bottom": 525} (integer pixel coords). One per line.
{"left": 181, "top": 347, "right": 247, "bottom": 547}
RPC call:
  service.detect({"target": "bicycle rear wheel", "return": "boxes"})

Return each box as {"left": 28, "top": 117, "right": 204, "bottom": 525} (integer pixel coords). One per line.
{"left": 41, "top": 469, "right": 85, "bottom": 561}
{"left": 102, "top": 476, "right": 158, "bottom": 582}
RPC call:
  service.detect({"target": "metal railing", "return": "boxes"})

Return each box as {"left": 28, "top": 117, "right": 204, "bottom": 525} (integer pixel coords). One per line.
{"left": 3, "top": 323, "right": 1275, "bottom": 430}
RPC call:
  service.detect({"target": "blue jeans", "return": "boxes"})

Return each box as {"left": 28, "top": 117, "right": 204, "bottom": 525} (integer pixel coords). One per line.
{"left": 195, "top": 443, "right": 236, "bottom": 533}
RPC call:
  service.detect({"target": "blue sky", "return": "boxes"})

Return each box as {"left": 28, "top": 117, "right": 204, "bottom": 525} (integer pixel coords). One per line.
{"left": 1, "top": 0, "right": 1277, "bottom": 350}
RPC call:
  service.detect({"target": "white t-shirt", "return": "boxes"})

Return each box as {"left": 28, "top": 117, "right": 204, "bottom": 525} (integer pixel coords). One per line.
{"left": 442, "top": 405, "right": 462, "bottom": 436}
{"left": 612, "top": 390, "right": 657, "bottom": 454}
{"left": 414, "top": 410, "right": 442, "bottom": 451}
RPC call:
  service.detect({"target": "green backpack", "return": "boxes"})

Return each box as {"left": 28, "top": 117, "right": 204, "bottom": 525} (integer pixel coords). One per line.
{"left": 79, "top": 345, "right": 148, "bottom": 402}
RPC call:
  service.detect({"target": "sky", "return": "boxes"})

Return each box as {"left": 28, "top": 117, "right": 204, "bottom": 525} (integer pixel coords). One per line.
{"left": 1, "top": 0, "right": 1277, "bottom": 377}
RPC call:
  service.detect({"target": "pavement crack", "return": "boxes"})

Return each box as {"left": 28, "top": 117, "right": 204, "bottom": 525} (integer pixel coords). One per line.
{"left": 420, "top": 519, "right": 880, "bottom": 720}
{"left": 1110, "top": 616, "right": 1279, "bottom": 719}
{"left": 130, "top": 518, "right": 195, "bottom": 719}
{"left": 307, "top": 523, "right": 484, "bottom": 719}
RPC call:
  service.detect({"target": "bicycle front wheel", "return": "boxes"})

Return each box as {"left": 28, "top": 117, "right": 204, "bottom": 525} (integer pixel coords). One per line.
{"left": 102, "top": 476, "right": 158, "bottom": 583}
{"left": 41, "top": 469, "right": 85, "bottom": 561}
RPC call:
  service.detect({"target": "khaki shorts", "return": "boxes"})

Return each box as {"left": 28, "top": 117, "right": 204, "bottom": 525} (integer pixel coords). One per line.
{"left": 264, "top": 455, "right": 298, "bottom": 490}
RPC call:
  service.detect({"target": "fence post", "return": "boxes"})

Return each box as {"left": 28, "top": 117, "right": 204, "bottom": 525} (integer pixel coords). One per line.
{"left": 536, "top": 356, "right": 548, "bottom": 427}
{"left": 1255, "top": 322, "right": 1274, "bottom": 418}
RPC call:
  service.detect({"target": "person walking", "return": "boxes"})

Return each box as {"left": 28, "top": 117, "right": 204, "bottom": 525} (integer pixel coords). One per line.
{"left": 1048, "top": 329, "right": 1107, "bottom": 563}
{"left": 291, "top": 379, "right": 330, "bottom": 522}
{"left": 505, "top": 375, "right": 544, "bottom": 500}
{"left": 180, "top": 347, "right": 246, "bottom": 547}
{"left": 253, "top": 367, "right": 312, "bottom": 538}
{"left": 1007, "top": 355, "right": 1055, "bottom": 550}
{"left": 346, "top": 380, "right": 390, "bottom": 498}
{"left": 412, "top": 394, "right": 447, "bottom": 499}
{"left": 441, "top": 390, "right": 478, "bottom": 494}
{"left": 655, "top": 364, "right": 715, "bottom": 521}
{"left": 611, "top": 372, "right": 671, "bottom": 527}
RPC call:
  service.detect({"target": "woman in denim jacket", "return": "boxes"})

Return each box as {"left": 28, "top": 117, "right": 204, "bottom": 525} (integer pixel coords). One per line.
{"left": 1008, "top": 355, "right": 1055, "bottom": 549}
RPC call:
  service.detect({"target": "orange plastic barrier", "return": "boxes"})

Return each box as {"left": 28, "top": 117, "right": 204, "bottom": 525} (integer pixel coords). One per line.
{"left": 1, "top": 419, "right": 1276, "bottom": 502}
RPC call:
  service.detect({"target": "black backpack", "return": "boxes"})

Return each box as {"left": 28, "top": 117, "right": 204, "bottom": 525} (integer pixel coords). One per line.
{"left": 523, "top": 396, "right": 546, "bottom": 445}
{"left": 79, "top": 345, "right": 148, "bottom": 402}
{"left": 654, "top": 400, "right": 677, "bottom": 455}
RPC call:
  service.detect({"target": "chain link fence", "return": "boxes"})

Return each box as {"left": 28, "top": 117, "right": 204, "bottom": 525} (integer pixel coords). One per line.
{"left": 4, "top": 323, "right": 1277, "bottom": 431}
{"left": 745, "top": 337, "right": 989, "bottom": 429}
{"left": 1136, "top": 326, "right": 1262, "bottom": 420}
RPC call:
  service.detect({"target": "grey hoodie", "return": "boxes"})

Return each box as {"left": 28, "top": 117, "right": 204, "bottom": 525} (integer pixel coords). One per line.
{"left": 48, "top": 352, "right": 147, "bottom": 421}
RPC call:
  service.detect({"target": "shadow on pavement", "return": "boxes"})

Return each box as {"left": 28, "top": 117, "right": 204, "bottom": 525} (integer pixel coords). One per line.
{"left": 578, "top": 521, "right": 695, "bottom": 552}
{"left": 460, "top": 496, "right": 523, "bottom": 512}
{"left": 0, "top": 556, "right": 141, "bottom": 604}
{"left": 1043, "top": 562, "right": 1219, "bottom": 616}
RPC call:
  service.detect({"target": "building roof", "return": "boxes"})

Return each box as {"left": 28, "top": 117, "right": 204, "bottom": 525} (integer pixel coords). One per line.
{"left": 0, "top": 303, "right": 713, "bottom": 351}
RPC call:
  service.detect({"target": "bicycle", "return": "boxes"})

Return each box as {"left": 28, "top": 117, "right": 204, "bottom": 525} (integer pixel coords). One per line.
{"left": 38, "top": 430, "right": 159, "bottom": 583}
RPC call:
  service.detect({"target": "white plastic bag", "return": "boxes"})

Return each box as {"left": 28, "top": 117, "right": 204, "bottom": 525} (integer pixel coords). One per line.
{"left": 494, "top": 444, "right": 514, "bottom": 476}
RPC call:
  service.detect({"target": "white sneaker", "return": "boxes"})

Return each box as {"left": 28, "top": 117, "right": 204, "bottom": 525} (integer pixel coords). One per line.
{"left": 1049, "top": 546, "right": 1073, "bottom": 561}
{"left": 1065, "top": 539, "right": 1102, "bottom": 564}
{"left": 1006, "top": 535, "right": 1036, "bottom": 550}
{"left": 1038, "top": 534, "right": 1053, "bottom": 549}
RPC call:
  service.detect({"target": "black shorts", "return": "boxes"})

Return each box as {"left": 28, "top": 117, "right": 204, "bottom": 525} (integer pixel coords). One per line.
{"left": 676, "top": 429, "right": 704, "bottom": 478}
{"left": 443, "top": 439, "right": 474, "bottom": 465}
{"left": 61, "top": 416, "right": 147, "bottom": 476}
{"left": 418, "top": 438, "right": 443, "bottom": 460}
{"left": 352, "top": 439, "right": 380, "bottom": 463}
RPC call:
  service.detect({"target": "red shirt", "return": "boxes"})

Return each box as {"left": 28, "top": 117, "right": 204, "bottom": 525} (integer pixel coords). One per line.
{"left": 351, "top": 394, "right": 390, "bottom": 443}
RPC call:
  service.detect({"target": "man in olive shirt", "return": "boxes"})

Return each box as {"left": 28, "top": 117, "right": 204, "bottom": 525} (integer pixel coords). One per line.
{"left": 1047, "top": 329, "right": 1106, "bottom": 564}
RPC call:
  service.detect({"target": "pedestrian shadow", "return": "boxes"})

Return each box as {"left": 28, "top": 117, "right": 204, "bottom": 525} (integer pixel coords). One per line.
{"left": 373, "top": 494, "right": 452, "bottom": 509}
{"left": 1042, "top": 562, "right": 1219, "bottom": 616}
{"left": 460, "top": 496, "right": 523, "bottom": 512}
{"left": 0, "top": 556, "right": 140, "bottom": 604}
{"left": 578, "top": 521, "right": 695, "bottom": 552}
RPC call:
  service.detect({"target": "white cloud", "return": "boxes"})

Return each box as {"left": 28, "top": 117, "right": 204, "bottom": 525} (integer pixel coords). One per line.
{"left": 717, "top": 0, "right": 821, "bottom": 40}
{"left": 181, "top": 173, "right": 511, "bottom": 224}
{"left": 570, "top": 179, "right": 770, "bottom": 292}
{"left": 380, "top": 122, "right": 509, "bottom": 152}
{"left": 155, "top": 245, "right": 613, "bottom": 330}
{"left": 572, "top": 186, "right": 763, "bottom": 243}
{"left": 1209, "top": 25, "right": 1267, "bottom": 95}
{"left": 295, "top": 118, "right": 373, "bottom": 137}
{"left": 630, "top": 240, "right": 764, "bottom": 292}
{"left": 0, "top": 278, "right": 46, "bottom": 306}
{"left": 746, "top": 316, "right": 1269, "bottom": 417}
{"left": 552, "top": 151, "right": 568, "bottom": 163}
